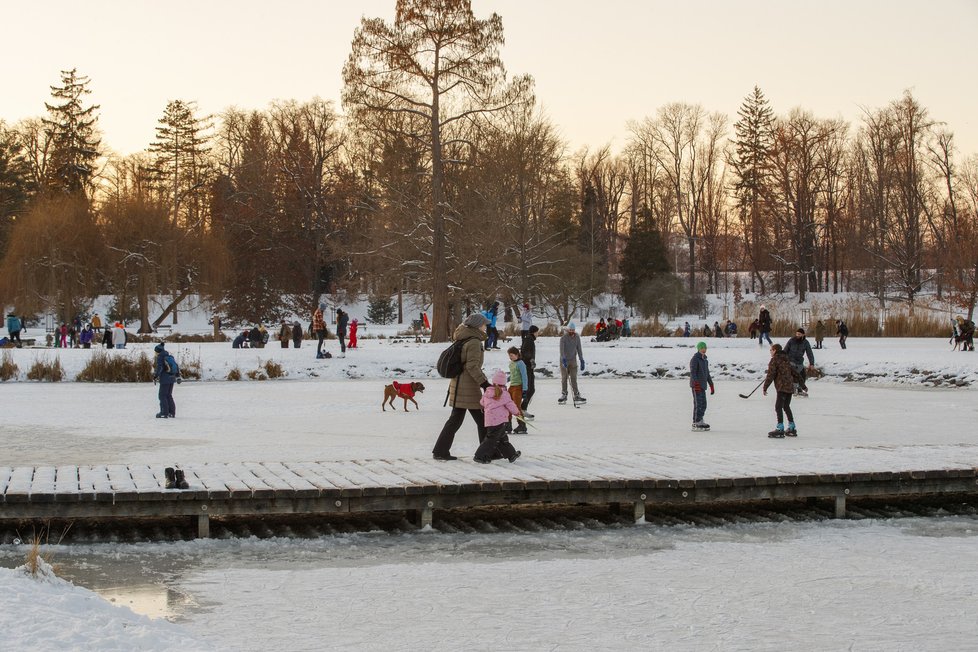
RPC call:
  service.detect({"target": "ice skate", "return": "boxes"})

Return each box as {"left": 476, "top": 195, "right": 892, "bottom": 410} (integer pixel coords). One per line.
{"left": 557, "top": 394, "right": 567, "bottom": 404}
{"left": 768, "top": 424, "right": 785, "bottom": 438}
{"left": 691, "top": 421, "right": 710, "bottom": 431}
{"left": 785, "top": 423, "right": 798, "bottom": 437}
{"left": 573, "top": 395, "right": 586, "bottom": 405}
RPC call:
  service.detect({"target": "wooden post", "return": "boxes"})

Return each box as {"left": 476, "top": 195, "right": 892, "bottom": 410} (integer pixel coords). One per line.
{"left": 633, "top": 500, "right": 646, "bottom": 523}
{"left": 834, "top": 495, "right": 847, "bottom": 519}
{"left": 420, "top": 503, "right": 433, "bottom": 529}
{"left": 197, "top": 513, "right": 210, "bottom": 538}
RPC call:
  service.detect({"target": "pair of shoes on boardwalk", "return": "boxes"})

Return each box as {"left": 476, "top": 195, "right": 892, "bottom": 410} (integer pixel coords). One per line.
{"left": 164, "top": 467, "right": 189, "bottom": 489}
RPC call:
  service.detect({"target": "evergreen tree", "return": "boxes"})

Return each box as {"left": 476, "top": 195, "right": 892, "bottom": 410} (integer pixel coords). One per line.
{"left": 367, "top": 295, "right": 397, "bottom": 325}
{"left": 731, "top": 86, "right": 774, "bottom": 293}
{"left": 619, "top": 224, "right": 671, "bottom": 308}
{"left": 148, "top": 100, "right": 212, "bottom": 229}
{"left": 42, "top": 69, "right": 101, "bottom": 195}
{"left": 0, "top": 122, "right": 32, "bottom": 255}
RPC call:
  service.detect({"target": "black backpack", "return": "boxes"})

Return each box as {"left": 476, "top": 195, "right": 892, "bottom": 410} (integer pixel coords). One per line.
{"left": 436, "top": 336, "right": 476, "bottom": 378}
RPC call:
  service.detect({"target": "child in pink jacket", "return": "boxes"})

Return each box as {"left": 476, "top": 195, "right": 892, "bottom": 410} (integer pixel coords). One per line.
{"left": 474, "top": 369, "right": 522, "bottom": 464}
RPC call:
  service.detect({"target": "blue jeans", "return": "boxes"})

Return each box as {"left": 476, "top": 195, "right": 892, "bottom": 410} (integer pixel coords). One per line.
{"left": 691, "top": 389, "right": 707, "bottom": 423}
{"left": 158, "top": 382, "right": 176, "bottom": 417}
{"left": 758, "top": 331, "right": 772, "bottom": 346}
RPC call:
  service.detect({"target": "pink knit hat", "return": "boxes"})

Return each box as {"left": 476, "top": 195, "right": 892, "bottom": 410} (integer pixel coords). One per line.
{"left": 491, "top": 369, "right": 507, "bottom": 386}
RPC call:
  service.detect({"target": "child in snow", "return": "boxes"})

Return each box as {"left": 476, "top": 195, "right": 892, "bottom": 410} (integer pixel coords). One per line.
{"left": 473, "top": 369, "right": 522, "bottom": 464}
{"left": 763, "top": 343, "right": 799, "bottom": 438}
{"left": 506, "top": 346, "right": 528, "bottom": 434}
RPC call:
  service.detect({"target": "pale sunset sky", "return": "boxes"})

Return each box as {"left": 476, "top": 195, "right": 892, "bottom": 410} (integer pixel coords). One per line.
{"left": 3, "top": 0, "right": 976, "bottom": 155}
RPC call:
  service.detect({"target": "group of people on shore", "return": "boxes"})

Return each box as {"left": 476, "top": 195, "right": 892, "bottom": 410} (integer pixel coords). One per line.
{"left": 228, "top": 307, "right": 360, "bottom": 357}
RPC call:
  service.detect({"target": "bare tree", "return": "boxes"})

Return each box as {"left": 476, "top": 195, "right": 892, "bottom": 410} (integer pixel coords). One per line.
{"left": 342, "top": 0, "right": 532, "bottom": 341}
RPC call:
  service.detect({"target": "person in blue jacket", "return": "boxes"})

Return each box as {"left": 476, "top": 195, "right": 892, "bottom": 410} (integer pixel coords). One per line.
{"left": 6, "top": 313, "right": 22, "bottom": 345}
{"left": 153, "top": 343, "right": 181, "bottom": 418}
{"left": 482, "top": 301, "right": 500, "bottom": 350}
{"left": 689, "top": 341, "right": 715, "bottom": 431}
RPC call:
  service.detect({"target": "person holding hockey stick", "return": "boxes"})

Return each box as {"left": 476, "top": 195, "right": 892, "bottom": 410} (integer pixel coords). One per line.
{"left": 763, "top": 343, "right": 800, "bottom": 438}
{"left": 689, "top": 341, "right": 714, "bottom": 431}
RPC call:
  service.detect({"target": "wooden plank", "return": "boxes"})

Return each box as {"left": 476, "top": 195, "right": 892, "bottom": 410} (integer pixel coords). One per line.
{"left": 184, "top": 464, "right": 232, "bottom": 499}
{"left": 0, "top": 467, "right": 13, "bottom": 501}
{"left": 279, "top": 462, "right": 344, "bottom": 498}
{"left": 313, "top": 460, "right": 392, "bottom": 497}
{"left": 256, "top": 462, "right": 320, "bottom": 498}
{"left": 225, "top": 463, "right": 280, "bottom": 498}
{"left": 78, "top": 466, "right": 112, "bottom": 501}
{"left": 30, "top": 467, "right": 57, "bottom": 502}
{"left": 53, "top": 466, "right": 81, "bottom": 499}
{"left": 371, "top": 459, "right": 442, "bottom": 495}
{"left": 285, "top": 462, "right": 358, "bottom": 498}
{"left": 128, "top": 465, "right": 167, "bottom": 500}
{"left": 4, "top": 467, "right": 34, "bottom": 502}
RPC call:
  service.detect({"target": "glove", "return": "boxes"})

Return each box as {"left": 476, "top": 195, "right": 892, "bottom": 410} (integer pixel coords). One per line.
{"left": 709, "top": 382, "right": 715, "bottom": 395}
{"left": 176, "top": 377, "right": 183, "bottom": 384}
{"left": 480, "top": 381, "right": 490, "bottom": 390}
{"left": 693, "top": 381, "right": 702, "bottom": 392}
{"left": 580, "top": 359, "right": 586, "bottom": 371}
{"left": 561, "top": 357, "right": 567, "bottom": 368}
{"left": 153, "top": 377, "right": 157, "bottom": 385}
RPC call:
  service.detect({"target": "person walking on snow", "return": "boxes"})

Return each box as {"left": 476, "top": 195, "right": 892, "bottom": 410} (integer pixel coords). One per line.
{"left": 689, "top": 341, "right": 714, "bottom": 431}
{"left": 278, "top": 321, "right": 290, "bottom": 348}
{"left": 313, "top": 304, "right": 327, "bottom": 357}
{"left": 431, "top": 313, "right": 491, "bottom": 461}
{"left": 292, "top": 321, "right": 303, "bottom": 348}
{"left": 336, "top": 308, "right": 349, "bottom": 356}
{"left": 558, "top": 323, "right": 586, "bottom": 404}
{"left": 783, "top": 327, "right": 815, "bottom": 396}
{"left": 758, "top": 305, "right": 773, "bottom": 346}
{"left": 473, "top": 369, "right": 522, "bottom": 464}
{"left": 152, "top": 343, "right": 181, "bottom": 418}
{"left": 814, "top": 319, "right": 825, "bottom": 349}
{"left": 763, "top": 343, "right": 799, "bottom": 438}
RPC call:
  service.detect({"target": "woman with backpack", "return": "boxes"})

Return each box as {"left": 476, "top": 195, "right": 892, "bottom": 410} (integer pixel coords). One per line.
{"left": 153, "top": 343, "right": 181, "bottom": 419}
{"left": 431, "top": 313, "right": 490, "bottom": 461}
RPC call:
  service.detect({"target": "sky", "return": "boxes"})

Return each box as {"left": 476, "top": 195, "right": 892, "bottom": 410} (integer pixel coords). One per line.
{"left": 2, "top": 0, "right": 976, "bottom": 157}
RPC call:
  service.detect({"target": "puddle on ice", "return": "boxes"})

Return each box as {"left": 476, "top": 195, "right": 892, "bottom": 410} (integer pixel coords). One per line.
{"left": 96, "top": 584, "right": 196, "bottom": 620}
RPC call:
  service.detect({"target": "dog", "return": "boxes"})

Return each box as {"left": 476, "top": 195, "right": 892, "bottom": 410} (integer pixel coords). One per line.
{"left": 382, "top": 381, "right": 426, "bottom": 412}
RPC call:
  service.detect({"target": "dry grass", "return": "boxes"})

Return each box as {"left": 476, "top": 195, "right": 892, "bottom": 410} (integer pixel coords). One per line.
{"left": 264, "top": 359, "right": 285, "bottom": 378}
{"left": 178, "top": 350, "right": 203, "bottom": 380}
{"left": 26, "top": 356, "right": 65, "bottom": 382}
{"left": 226, "top": 367, "right": 242, "bottom": 381}
{"left": 21, "top": 524, "right": 70, "bottom": 578}
{"left": 246, "top": 369, "right": 268, "bottom": 380}
{"left": 735, "top": 296, "right": 950, "bottom": 338}
{"left": 128, "top": 332, "right": 229, "bottom": 343}
{"left": 75, "top": 349, "right": 154, "bottom": 382}
{"left": 0, "top": 350, "right": 19, "bottom": 381}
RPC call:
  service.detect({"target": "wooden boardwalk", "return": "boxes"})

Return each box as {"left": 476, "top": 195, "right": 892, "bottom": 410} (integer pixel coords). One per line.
{"left": 2, "top": 445, "right": 977, "bottom": 537}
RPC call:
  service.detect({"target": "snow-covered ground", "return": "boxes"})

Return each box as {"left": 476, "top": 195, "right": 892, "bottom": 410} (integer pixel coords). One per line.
{"left": 1, "top": 336, "right": 977, "bottom": 650}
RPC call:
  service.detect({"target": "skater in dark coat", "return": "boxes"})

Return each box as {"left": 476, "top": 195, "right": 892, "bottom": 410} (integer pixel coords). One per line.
{"left": 689, "top": 341, "right": 715, "bottom": 431}
{"left": 518, "top": 325, "right": 539, "bottom": 426}
{"left": 783, "top": 327, "right": 815, "bottom": 395}
{"left": 835, "top": 319, "right": 849, "bottom": 349}
{"left": 292, "top": 322, "right": 303, "bottom": 348}
{"left": 152, "top": 343, "right": 181, "bottom": 418}
{"left": 814, "top": 320, "right": 825, "bottom": 349}
{"left": 763, "top": 343, "right": 799, "bottom": 437}
{"left": 757, "top": 306, "right": 773, "bottom": 346}
{"left": 336, "top": 308, "right": 349, "bottom": 356}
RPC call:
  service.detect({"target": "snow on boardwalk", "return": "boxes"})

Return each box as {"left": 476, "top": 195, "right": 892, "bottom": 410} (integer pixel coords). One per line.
{"left": 2, "top": 445, "right": 977, "bottom": 535}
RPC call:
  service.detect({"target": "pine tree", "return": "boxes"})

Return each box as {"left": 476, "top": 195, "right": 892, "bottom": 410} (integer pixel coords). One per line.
{"left": 42, "top": 69, "right": 101, "bottom": 195}
{"left": 731, "top": 86, "right": 775, "bottom": 293}
{"left": 148, "top": 100, "right": 212, "bottom": 229}
{"left": 0, "top": 122, "right": 32, "bottom": 254}
{"left": 619, "top": 224, "right": 672, "bottom": 308}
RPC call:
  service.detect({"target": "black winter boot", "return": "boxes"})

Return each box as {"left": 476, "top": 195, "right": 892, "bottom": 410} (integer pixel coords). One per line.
{"left": 164, "top": 467, "right": 176, "bottom": 489}
{"left": 174, "top": 469, "right": 189, "bottom": 489}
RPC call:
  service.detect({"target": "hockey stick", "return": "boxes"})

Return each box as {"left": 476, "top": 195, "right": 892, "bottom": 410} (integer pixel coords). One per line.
{"left": 738, "top": 379, "right": 764, "bottom": 399}
{"left": 514, "top": 414, "right": 539, "bottom": 430}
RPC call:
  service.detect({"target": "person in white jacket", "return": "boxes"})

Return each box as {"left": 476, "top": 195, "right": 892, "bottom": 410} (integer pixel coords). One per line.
{"left": 520, "top": 303, "right": 533, "bottom": 341}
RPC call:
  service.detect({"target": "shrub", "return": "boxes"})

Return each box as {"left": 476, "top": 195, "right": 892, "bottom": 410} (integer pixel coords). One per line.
{"left": 0, "top": 350, "right": 19, "bottom": 381}
{"left": 26, "top": 356, "right": 64, "bottom": 382}
{"left": 128, "top": 331, "right": 229, "bottom": 344}
{"left": 367, "top": 295, "right": 397, "bottom": 324}
{"left": 76, "top": 349, "right": 153, "bottom": 382}
{"left": 628, "top": 320, "right": 672, "bottom": 337}
{"left": 226, "top": 367, "right": 242, "bottom": 381}
{"left": 178, "top": 350, "right": 203, "bottom": 380}
{"left": 246, "top": 369, "right": 268, "bottom": 380}
{"left": 264, "top": 359, "right": 285, "bottom": 379}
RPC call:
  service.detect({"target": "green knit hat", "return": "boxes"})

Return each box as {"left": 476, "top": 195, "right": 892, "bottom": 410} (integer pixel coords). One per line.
{"left": 696, "top": 341, "right": 707, "bottom": 351}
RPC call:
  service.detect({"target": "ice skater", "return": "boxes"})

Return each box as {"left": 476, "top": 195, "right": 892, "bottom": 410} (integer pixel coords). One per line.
{"left": 689, "top": 341, "right": 715, "bottom": 431}
{"left": 763, "top": 343, "right": 799, "bottom": 438}
{"left": 783, "top": 327, "right": 815, "bottom": 396}
{"left": 558, "top": 323, "right": 586, "bottom": 405}
{"left": 152, "top": 343, "right": 181, "bottom": 419}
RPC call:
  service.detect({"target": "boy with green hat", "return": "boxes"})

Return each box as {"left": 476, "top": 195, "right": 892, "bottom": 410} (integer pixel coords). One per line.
{"left": 689, "top": 341, "right": 715, "bottom": 431}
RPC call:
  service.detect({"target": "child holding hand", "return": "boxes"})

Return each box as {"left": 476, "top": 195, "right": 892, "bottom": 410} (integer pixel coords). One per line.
{"left": 474, "top": 370, "right": 522, "bottom": 464}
